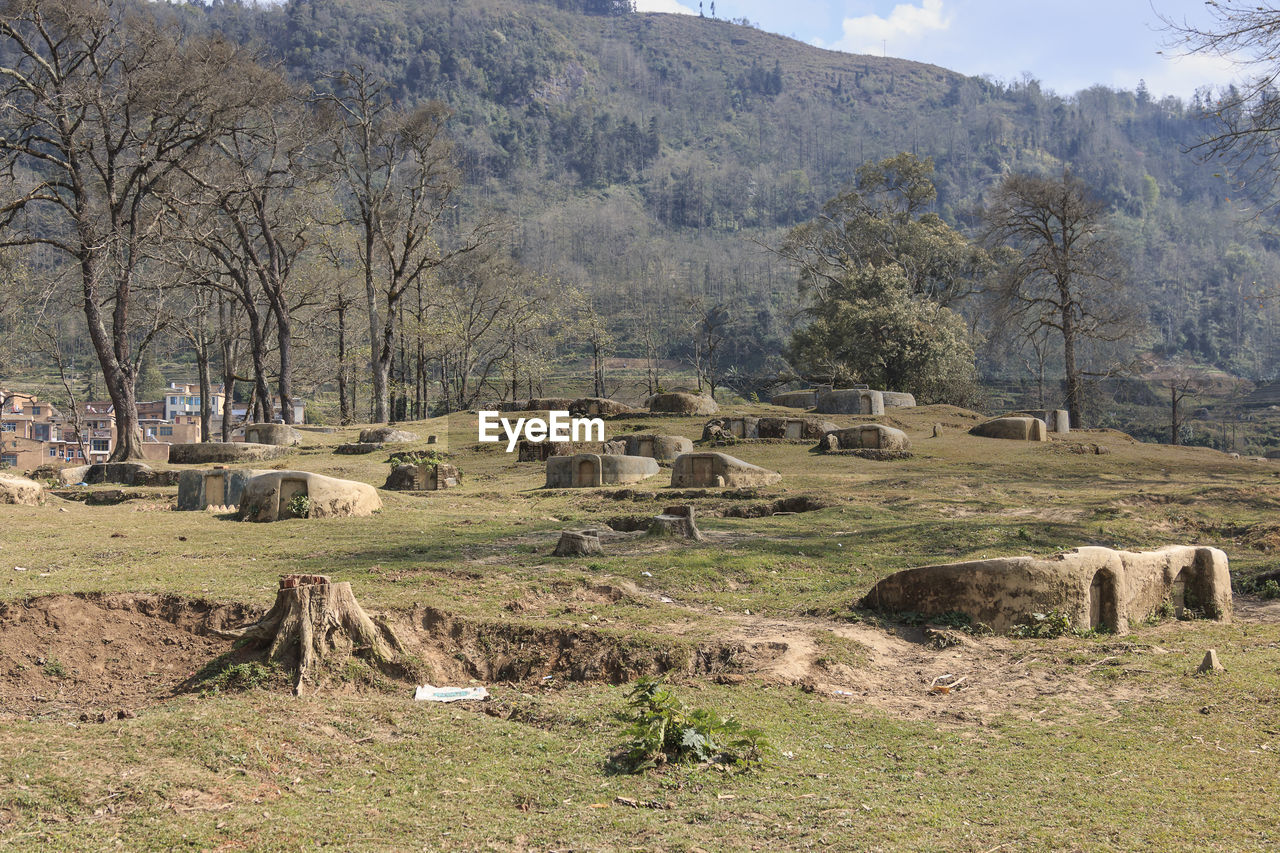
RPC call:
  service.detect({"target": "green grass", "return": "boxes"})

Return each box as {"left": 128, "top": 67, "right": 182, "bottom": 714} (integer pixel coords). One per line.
{"left": 2, "top": 404, "right": 1280, "bottom": 849}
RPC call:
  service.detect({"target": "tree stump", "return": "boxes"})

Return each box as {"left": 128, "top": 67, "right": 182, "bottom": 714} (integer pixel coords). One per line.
{"left": 219, "top": 574, "right": 402, "bottom": 694}
{"left": 554, "top": 530, "right": 603, "bottom": 557}
{"left": 648, "top": 505, "right": 704, "bottom": 541}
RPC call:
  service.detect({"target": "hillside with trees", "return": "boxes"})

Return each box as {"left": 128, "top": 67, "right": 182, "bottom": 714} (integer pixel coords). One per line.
{"left": 3, "top": 0, "right": 1279, "bottom": 447}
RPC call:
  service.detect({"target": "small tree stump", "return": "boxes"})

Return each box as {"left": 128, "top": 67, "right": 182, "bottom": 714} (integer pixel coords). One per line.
{"left": 219, "top": 574, "right": 401, "bottom": 694}
{"left": 554, "top": 530, "right": 603, "bottom": 557}
{"left": 648, "top": 505, "right": 704, "bottom": 541}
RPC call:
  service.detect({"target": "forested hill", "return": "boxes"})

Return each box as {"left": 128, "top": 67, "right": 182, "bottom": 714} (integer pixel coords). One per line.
{"left": 189, "top": 0, "right": 1280, "bottom": 384}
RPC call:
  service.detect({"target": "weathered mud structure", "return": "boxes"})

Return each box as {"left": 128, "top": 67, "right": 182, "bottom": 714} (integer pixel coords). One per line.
{"left": 860, "top": 545, "right": 1232, "bottom": 633}
{"left": 970, "top": 417, "right": 1049, "bottom": 441}
{"left": 545, "top": 453, "right": 660, "bottom": 488}
{"left": 383, "top": 462, "right": 460, "bottom": 491}
{"left": 570, "top": 397, "right": 639, "bottom": 416}
{"left": 770, "top": 389, "right": 819, "bottom": 409}
{"left": 237, "top": 471, "right": 382, "bottom": 521}
{"left": 648, "top": 392, "right": 719, "bottom": 415}
{"left": 500, "top": 397, "right": 574, "bottom": 412}
{"left": 243, "top": 423, "right": 301, "bottom": 446}
{"left": 756, "top": 417, "right": 839, "bottom": 440}
{"left": 881, "top": 392, "right": 917, "bottom": 408}
{"left": 670, "top": 452, "right": 781, "bottom": 488}
{"left": 169, "top": 442, "right": 292, "bottom": 464}
{"left": 607, "top": 433, "right": 693, "bottom": 462}
{"left": 815, "top": 388, "right": 884, "bottom": 415}
{"left": 359, "top": 427, "right": 418, "bottom": 444}
{"left": 177, "top": 467, "right": 269, "bottom": 510}
{"left": 819, "top": 424, "right": 912, "bottom": 452}
{"left": 0, "top": 472, "right": 44, "bottom": 505}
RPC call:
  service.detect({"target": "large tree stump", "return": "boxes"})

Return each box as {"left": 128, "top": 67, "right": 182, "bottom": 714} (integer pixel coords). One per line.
{"left": 647, "top": 505, "right": 704, "bottom": 541}
{"left": 219, "top": 574, "right": 402, "bottom": 694}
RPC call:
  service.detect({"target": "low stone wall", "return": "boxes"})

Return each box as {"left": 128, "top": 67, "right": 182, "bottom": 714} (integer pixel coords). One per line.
{"left": 244, "top": 423, "right": 302, "bottom": 446}
{"left": 648, "top": 392, "right": 719, "bottom": 416}
{"left": 770, "top": 390, "right": 818, "bottom": 409}
{"left": 170, "top": 442, "right": 292, "bottom": 464}
{"left": 970, "top": 417, "right": 1048, "bottom": 441}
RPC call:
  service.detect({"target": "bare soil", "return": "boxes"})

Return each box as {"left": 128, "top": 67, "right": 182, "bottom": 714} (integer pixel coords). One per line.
{"left": 10, "top": 589, "right": 1268, "bottom": 727}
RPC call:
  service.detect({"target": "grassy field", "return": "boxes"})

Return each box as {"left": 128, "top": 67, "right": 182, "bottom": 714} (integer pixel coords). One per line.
{"left": 2, "top": 403, "right": 1279, "bottom": 851}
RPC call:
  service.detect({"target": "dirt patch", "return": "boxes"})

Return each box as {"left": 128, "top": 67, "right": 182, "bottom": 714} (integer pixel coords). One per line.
{"left": 721, "top": 495, "right": 834, "bottom": 518}
{"left": 0, "top": 593, "right": 257, "bottom": 719}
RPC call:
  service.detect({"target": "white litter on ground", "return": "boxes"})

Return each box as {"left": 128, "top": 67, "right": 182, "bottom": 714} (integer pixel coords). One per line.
{"left": 413, "top": 684, "right": 490, "bottom": 702}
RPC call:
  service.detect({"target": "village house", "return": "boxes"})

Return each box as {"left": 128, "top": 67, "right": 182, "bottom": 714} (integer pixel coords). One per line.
{"left": 2, "top": 379, "right": 305, "bottom": 471}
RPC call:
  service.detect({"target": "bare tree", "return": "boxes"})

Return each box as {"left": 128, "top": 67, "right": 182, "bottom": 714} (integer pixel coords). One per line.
{"left": 173, "top": 92, "right": 319, "bottom": 425}
{"left": 684, "top": 294, "right": 731, "bottom": 400}
{"left": 0, "top": 0, "right": 264, "bottom": 458}
{"left": 319, "top": 69, "right": 490, "bottom": 424}
{"left": 983, "top": 171, "right": 1140, "bottom": 427}
{"left": 1163, "top": 4, "right": 1280, "bottom": 214}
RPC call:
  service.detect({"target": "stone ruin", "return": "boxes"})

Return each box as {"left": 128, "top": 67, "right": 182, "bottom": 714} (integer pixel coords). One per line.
{"left": 169, "top": 442, "right": 292, "bottom": 464}
{"left": 570, "top": 397, "right": 639, "bottom": 416}
{"left": 969, "top": 416, "right": 1048, "bottom": 441}
{"left": 669, "top": 451, "right": 781, "bottom": 488}
{"left": 0, "top": 471, "right": 44, "bottom": 506}
{"left": 177, "top": 467, "right": 269, "bottom": 511}
{"left": 702, "top": 416, "right": 759, "bottom": 440}
{"left": 757, "top": 417, "right": 837, "bottom": 440}
{"left": 860, "top": 545, "right": 1232, "bottom": 634}
{"left": 606, "top": 433, "right": 693, "bottom": 462}
{"left": 383, "top": 462, "right": 460, "bottom": 491}
{"left": 359, "top": 426, "right": 418, "bottom": 444}
{"left": 812, "top": 387, "right": 917, "bottom": 415}
{"left": 882, "top": 392, "right": 916, "bottom": 408}
{"left": 647, "top": 392, "right": 719, "bottom": 416}
{"left": 702, "top": 416, "right": 835, "bottom": 442}
{"left": 1013, "top": 409, "right": 1070, "bottom": 434}
{"left": 334, "top": 442, "right": 383, "bottom": 455}
{"left": 237, "top": 471, "right": 382, "bottom": 522}
{"left": 56, "top": 461, "right": 179, "bottom": 487}
{"left": 770, "top": 389, "right": 819, "bottom": 409}
{"left": 817, "top": 424, "right": 912, "bottom": 453}
{"left": 815, "top": 388, "right": 884, "bottom": 416}
{"left": 243, "top": 423, "right": 302, "bottom": 446}
{"left": 544, "top": 453, "right": 660, "bottom": 488}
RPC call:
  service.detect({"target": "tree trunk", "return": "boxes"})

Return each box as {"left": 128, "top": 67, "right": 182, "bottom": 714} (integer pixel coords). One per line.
{"left": 196, "top": 341, "right": 213, "bottom": 443}
{"left": 337, "top": 302, "right": 352, "bottom": 426}
{"left": 275, "top": 309, "right": 295, "bottom": 424}
{"left": 219, "top": 574, "right": 402, "bottom": 695}
{"left": 1062, "top": 305, "right": 1081, "bottom": 429}
{"left": 364, "top": 219, "right": 390, "bottom": 424}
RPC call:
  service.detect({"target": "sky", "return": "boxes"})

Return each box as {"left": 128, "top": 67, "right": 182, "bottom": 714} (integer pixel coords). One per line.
{"left": 633, "top": 0, "right": 1246, "bottom": 99}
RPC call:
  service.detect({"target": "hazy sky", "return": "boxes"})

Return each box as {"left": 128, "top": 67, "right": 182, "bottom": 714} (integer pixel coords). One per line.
{"left": 633, "top": 1, "right": 1245, "bottom": 99}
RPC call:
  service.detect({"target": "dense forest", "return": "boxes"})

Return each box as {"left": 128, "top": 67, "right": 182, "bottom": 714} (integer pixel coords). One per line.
{"left": 3, "top": 0, "right": 1278, "bottom": 436}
